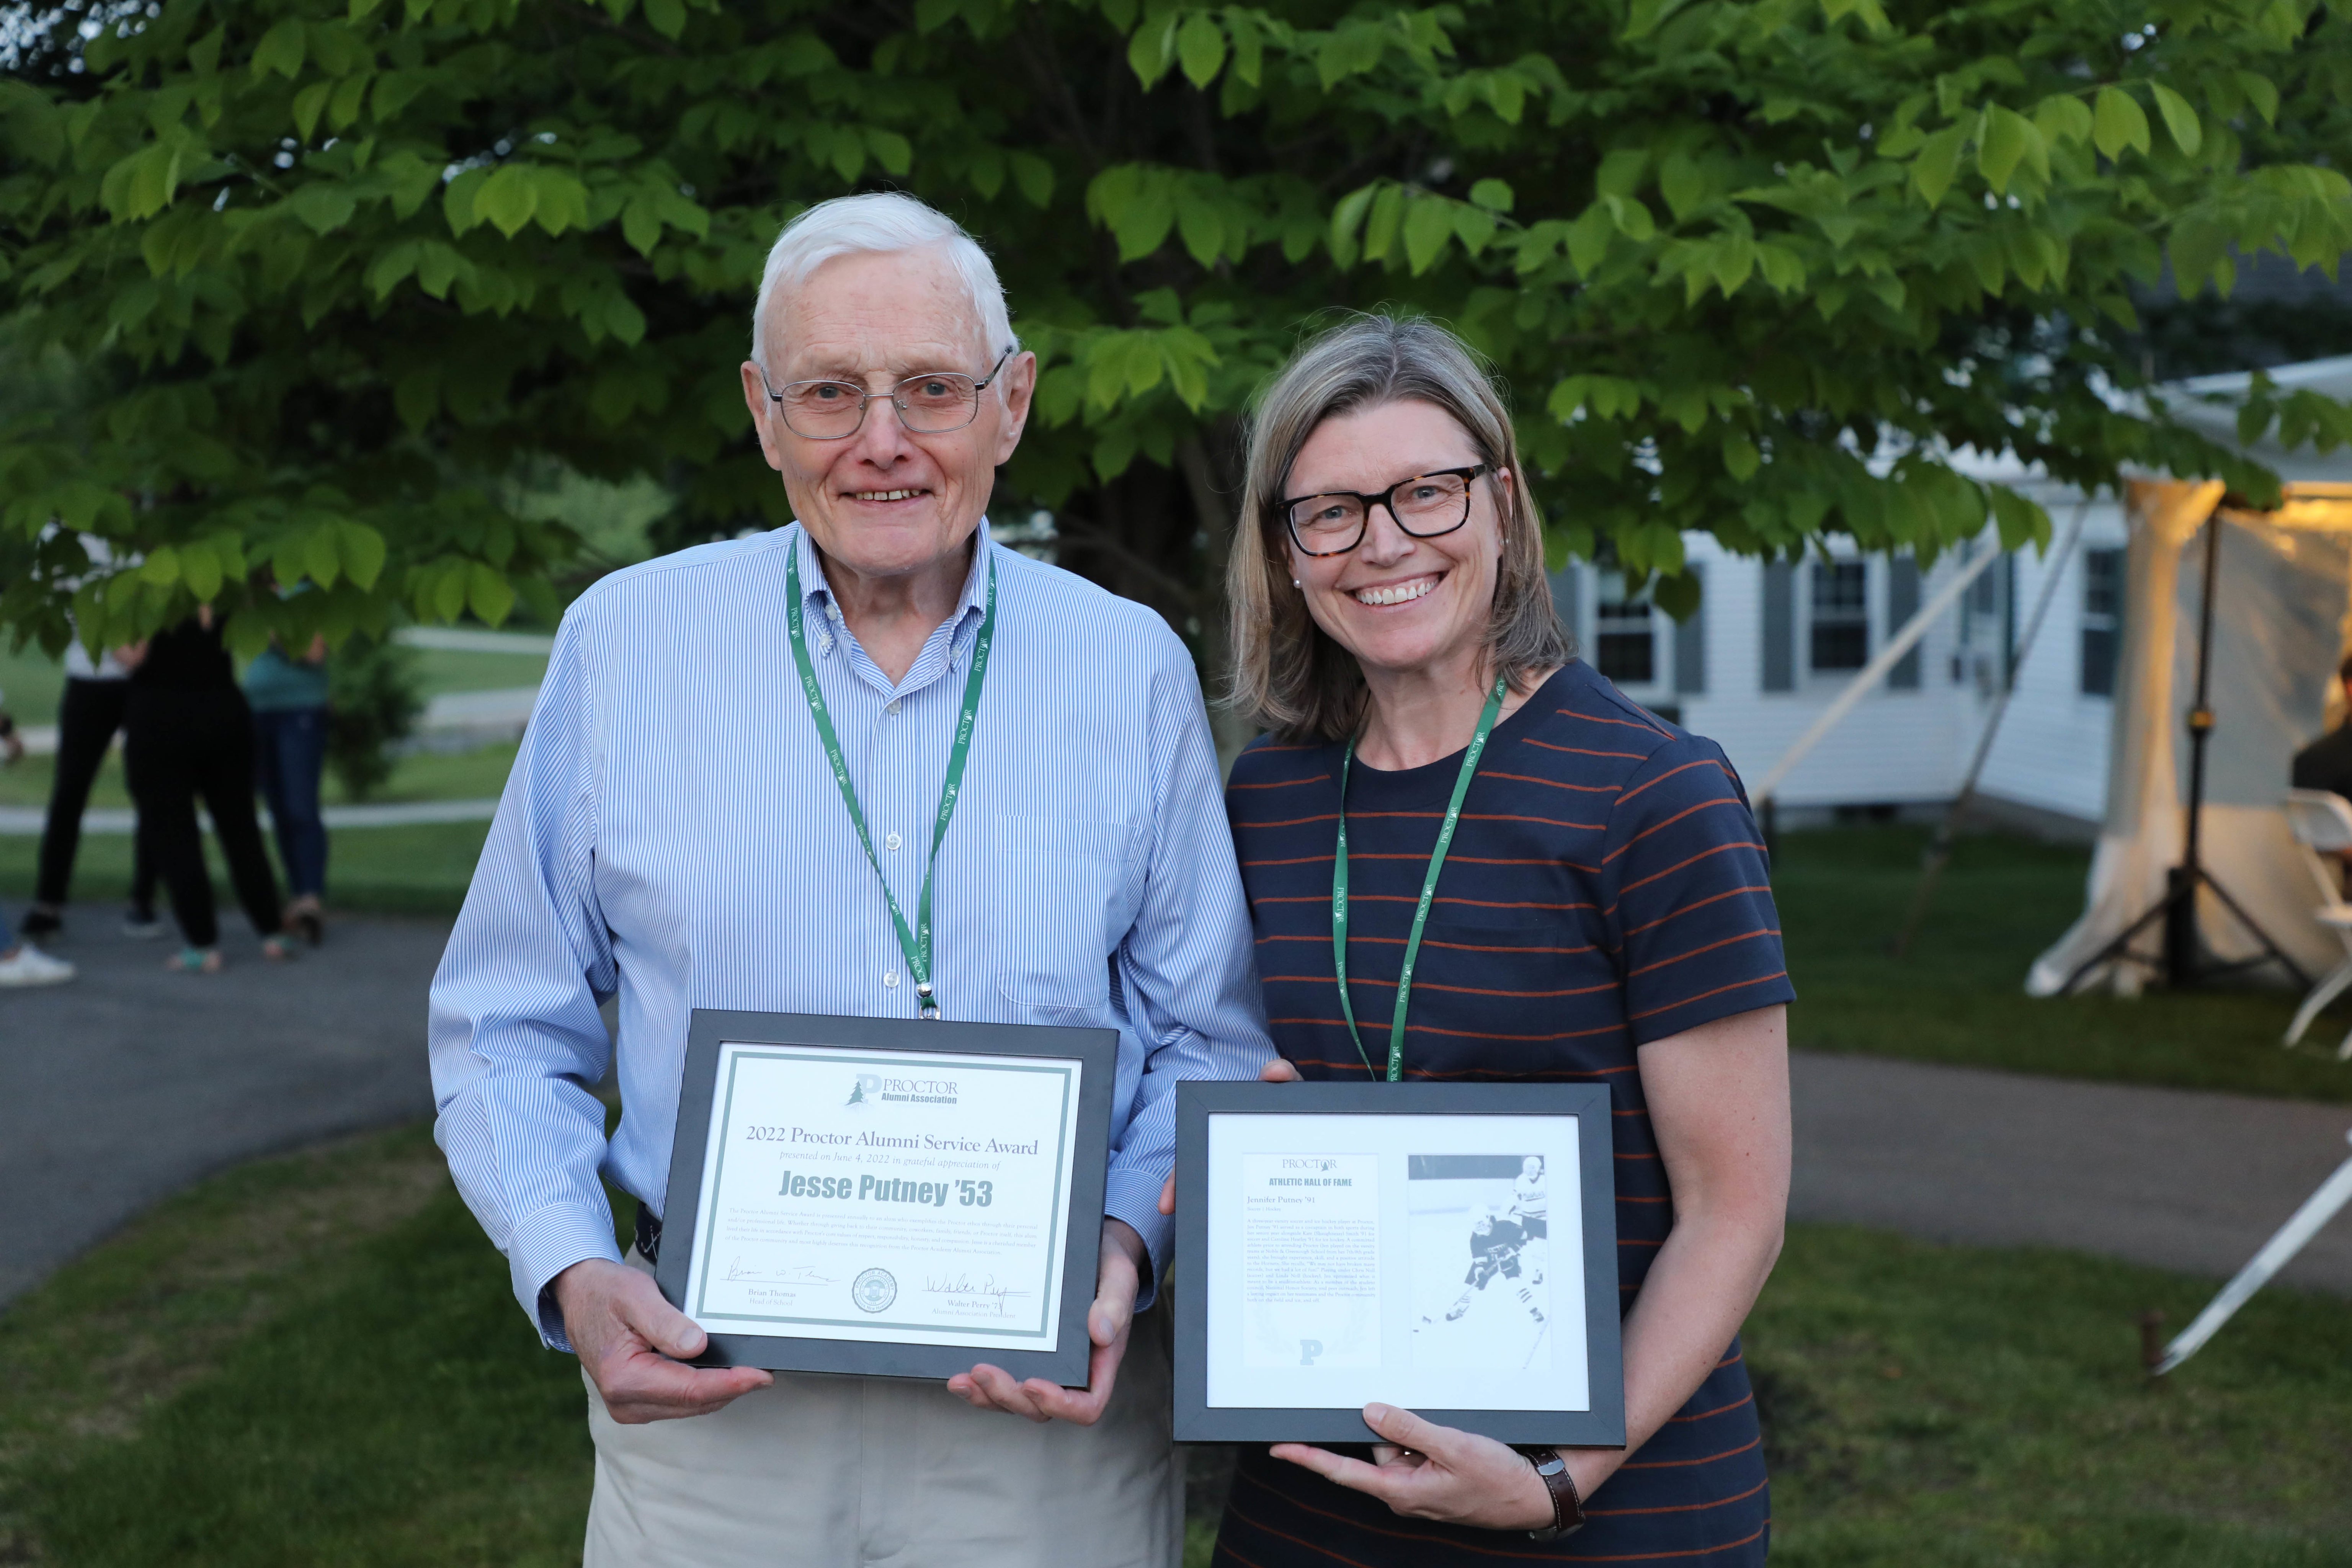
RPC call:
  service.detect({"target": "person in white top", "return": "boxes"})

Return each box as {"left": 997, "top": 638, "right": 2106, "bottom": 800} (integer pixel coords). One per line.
{"left": 0, "top": 683, "right": 76, "bottom": 987}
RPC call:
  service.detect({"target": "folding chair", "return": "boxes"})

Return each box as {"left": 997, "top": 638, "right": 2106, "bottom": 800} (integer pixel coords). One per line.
{"left": 2281, "top": 788, "right": 2352, "bottom": 1058}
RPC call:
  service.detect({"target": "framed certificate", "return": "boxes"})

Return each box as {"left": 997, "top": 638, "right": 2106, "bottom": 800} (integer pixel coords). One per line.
{"left": 1173, "top": 1081, "right": 1625, "bottom": 1447}
{"left": 656, "top": 1010, "right": 1117, "bottom": 1386}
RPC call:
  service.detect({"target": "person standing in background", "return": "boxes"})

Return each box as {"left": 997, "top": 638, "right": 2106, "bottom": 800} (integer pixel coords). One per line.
{"left": 244, "top": 631, "right": 330, "bottom": 945}
{"left": 0, "top": 688, "right": 75, "bottom": 986}
{"left": 121, "top": 609, "right": 293, "bottom": 973}
{"left": 19, "top": 638, "right": 162, "bottom": 942}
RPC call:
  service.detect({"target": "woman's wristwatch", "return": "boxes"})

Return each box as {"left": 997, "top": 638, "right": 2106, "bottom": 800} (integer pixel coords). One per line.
{"left": 1517, "top": 1447, "right": 1586, "bottom": 1540}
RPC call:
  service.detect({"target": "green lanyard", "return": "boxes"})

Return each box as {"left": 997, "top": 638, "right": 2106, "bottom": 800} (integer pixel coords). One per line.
{"left": 1332, "top": 675, "right": 1507, "bottom": 1080}
{"left": 785, "top": 544, "right": 995, "bottom": 1020}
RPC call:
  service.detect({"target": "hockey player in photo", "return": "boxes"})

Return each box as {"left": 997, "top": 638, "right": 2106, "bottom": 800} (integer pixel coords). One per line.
{"left": 1510, "top": 1155, "right": 1548, "bottom": 1285}
{"left": 1433, "top": 1206, "right": 1545, "bottom": 1329}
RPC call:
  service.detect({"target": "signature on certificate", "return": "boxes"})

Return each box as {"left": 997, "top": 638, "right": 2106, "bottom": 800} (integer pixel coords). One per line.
{"left": 724, "top": 1257, "right": 840, "bottom": 1285}
{"left": 921, "top": 1272, "right": 1032, "bottom": 1303}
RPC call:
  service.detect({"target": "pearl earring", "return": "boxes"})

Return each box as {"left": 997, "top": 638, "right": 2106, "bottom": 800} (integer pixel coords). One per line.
{"left": 1291, "top": 578, "right": 1301, "bottom": 589}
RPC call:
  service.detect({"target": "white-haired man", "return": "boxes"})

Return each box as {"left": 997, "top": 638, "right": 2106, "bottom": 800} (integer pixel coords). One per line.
{"left": 429, "top": 193, "right": 1274, "bottom": 1566}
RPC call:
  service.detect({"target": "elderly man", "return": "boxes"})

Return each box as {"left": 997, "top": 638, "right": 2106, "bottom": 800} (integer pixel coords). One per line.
{"left": 430, "top": 192, "right": 1273, "bottom": 1567}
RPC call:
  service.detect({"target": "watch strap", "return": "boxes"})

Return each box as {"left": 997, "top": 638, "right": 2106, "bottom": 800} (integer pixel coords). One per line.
{"left": 1519, "top": 1447, "right": 1585, "bottom": 1540}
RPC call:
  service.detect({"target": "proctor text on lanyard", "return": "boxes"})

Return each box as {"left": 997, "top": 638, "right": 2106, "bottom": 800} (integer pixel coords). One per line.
{"left": 1332, "top": 673, "right": 1507, "bottom": 1080}
{"left": 786, "top": 542, "right": 995, "bottom": 1020}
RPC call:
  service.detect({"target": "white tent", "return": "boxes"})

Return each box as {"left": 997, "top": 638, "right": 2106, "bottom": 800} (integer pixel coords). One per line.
{"left": 2026, "top": 355, "right": 2352, "bottom": 994}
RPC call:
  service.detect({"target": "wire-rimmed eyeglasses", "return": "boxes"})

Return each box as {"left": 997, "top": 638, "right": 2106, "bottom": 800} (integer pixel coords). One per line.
{"left": 1279, "top": 465, "right": 1487, "bottom": 557}
{"left": 759, "top": 347, "right": 1015, "bottom": 440}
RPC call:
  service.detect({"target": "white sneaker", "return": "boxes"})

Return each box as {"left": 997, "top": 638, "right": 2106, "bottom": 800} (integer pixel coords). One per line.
{"left": 0, "top": 942, "right": 76, "bottom": 987}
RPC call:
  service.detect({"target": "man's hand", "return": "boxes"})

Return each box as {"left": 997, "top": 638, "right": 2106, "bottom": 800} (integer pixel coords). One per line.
{"left": 947, "top": 1217, "right": 1147, "bottom": 1425}
{"left": 1271, "top": 1403, "right": 1571, "bottom": 1531}
{"left": 555, "top": 1257, "right": 772, "bottom": 1424}
{"left": 1157, "top": 1056, "right": 1301, "bottom": 1218}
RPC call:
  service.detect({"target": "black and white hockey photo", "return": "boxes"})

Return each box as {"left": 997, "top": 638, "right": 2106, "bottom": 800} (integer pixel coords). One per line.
{"left": 1406, "top": 1153, "right": 1553, "bottom": 1372}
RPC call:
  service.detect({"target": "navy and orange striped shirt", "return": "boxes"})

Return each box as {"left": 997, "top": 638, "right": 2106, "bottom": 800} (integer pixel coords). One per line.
{"left": 1214, "top": 660, "right": 1792, "bottom": 1568}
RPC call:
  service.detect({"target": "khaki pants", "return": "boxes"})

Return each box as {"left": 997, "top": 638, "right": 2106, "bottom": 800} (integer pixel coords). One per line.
{"left": 582, "top": 1254, "right": 1181, "bottom": 1568}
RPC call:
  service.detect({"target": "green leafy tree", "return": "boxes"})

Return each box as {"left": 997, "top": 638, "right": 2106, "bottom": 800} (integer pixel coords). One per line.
{"left": 3, "top": 0, "right": 2350, "bottom": 674}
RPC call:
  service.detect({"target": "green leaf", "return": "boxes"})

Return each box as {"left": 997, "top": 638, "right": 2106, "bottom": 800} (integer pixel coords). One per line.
{"left": 1328, "top": 183, "right": 1376, "bottom": 266}
{"left": 1174, "top": 185, "right": 1223, "bottom": 266}
{"left": 292, "top": 81, "right": 333, "bottom": 142}
{"left": 2169, "top": 216, "right": 2230, "bottom": 296}
{"left": 1127, "top": 14, "right": 1177, "bottom": 88}
{"left": 307, "top": 525, "right": 344, "bottom": 590}
{"left": 181, "top": 539, "right": 224, "bottom": 601}
{"left": 643, "top": 0, "right": 687, "bottom": 39}
{"left": 468, "top": 562, "right": 517, "bottom": 626}
{"left": 1468, "top": 178, "right": 1514, "bottom": 213}
{"left": 1595, "top": 149, "right": 1648, "bottom": 199}
{"left": 288, "top": 182, "right": 358, "bottom": 236}
{"left": 1009, "top": 152, "right": 1054, "bottom": 208}
{"left": 1176, "top": 12, "right": 1225, "bottom": 88}
{"left": 476, "top": 164, "right": 539, "bottom": 238}
{"left": 341, "top": 523, "right": 387, "bottom": 590}
{"left": 1722, "top": 430, "right": 1760, "bottom": 480}
{"left": 1403, "top": 195, "right": 1453, "bottom": 274}
{"left": 431, "top": 563, "right": 468, "bottom": 623}
{"left": 1565, "top": 204, "right": 1615, "bottom": 275}
{"left": 1362, "top": 184, "right": 1405, "bottom": 263}
{"left": 2149, "top": 82, "right": 2201, "bottom": 157}
{"left": 1659, "top": 153, "right": 1705, "bottom": 222}
{"left": 1977, "top": 105, "right": 2038, "bottom": 194}
{"left": 1912, "top": 124, "right": 1967, "bottom": 207}
{"left": 2235, "top": 70, "right": 2279, "bottom": 126}
{"left": 2032, "top": 93, "right": 2092, "bottom": 148}
{"left": 252, "top": 18, "right": 307, "bottom": 80}
{"left": 140, "top": 546, "right": 182, "bottom": 588}
{"left": 2093, "top": 85, "right": 2150, "bottom": 159}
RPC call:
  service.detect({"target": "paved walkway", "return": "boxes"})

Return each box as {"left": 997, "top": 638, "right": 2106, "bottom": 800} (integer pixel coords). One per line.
{"left": 5, "top": 908, "right": 2351, "bottom": 1307}
{"left": 1789, "top": 1051, "right": 2352, "bottom": 1293}
{"left": 0, "top": 905, "right": 451, "bottom": 1305}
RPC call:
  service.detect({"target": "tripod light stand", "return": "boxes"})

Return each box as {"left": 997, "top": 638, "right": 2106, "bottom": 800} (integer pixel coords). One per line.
{"left": 2061, "top": 511, "right": 2312, "bottom": 995}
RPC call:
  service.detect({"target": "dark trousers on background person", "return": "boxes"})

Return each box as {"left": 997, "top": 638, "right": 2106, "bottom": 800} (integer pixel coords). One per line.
{"left": 124, "top": 689, "right": 283, "bottom": 949}
{"left": 252, "top": 706, "right": 329, "bottom": 900}
{"left": 34, "top": 677, "right": 156, "bottom": 913}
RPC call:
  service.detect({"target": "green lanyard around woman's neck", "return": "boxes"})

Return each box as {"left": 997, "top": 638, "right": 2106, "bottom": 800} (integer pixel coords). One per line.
{"left": 784, "top": 542, "right": 995, "bottom": 1020}
{"left": 1331, "top": 674, "right": 1508, "bottom": 1080}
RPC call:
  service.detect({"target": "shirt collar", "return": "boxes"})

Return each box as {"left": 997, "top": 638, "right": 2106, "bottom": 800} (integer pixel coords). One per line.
{"left": 794, "top": 519, "right": 995, "bottom": 668}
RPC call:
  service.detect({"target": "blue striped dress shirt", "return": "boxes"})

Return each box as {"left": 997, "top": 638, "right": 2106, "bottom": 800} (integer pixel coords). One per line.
{"left": 430, "top": 522, "right": 1275, "bottom": 1345}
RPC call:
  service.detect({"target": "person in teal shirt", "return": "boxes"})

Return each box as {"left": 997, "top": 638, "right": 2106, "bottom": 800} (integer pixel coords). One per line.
{"left": 245, "top": 634, "right": 329, "bottom": 944}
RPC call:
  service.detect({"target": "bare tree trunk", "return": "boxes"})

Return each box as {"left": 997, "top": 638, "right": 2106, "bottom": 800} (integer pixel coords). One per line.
{"left": 1175, "top": 424, "right": 1254, "bottom": 772}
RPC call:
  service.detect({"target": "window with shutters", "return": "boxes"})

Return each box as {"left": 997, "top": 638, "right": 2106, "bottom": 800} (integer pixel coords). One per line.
{"left": 2080, "top": 548, "right": 2122, "bottom": 696}
{"left": 1594, "top": 570, "right": 1656, "bottom": 685}
{"left": 1809, "top": 561, "right": 1869, "bottom": 671}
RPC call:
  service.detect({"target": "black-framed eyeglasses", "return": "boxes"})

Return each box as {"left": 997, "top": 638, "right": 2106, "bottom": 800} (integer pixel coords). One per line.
{"left": 1279, "top": 465, "right": 1487, "bottom": 557}
{"left": 759, "top": 347, "right": 1015, "bottom": 439}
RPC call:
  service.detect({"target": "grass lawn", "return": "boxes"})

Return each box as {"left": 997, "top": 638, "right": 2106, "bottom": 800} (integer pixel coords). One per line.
{"left": 1773, "top": 824, "right": 2352, "bottom": 1105}
{"left": 2, "top": 1126, "right": 2345, "bottom": 1566}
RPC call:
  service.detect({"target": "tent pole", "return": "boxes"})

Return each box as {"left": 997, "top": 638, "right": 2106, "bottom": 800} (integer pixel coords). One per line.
{"left": 1893, "top": 501, "right": 2092, "bottom": 959}
{"left": 2060, "top": 509, "right": 2313, "bottom": 994}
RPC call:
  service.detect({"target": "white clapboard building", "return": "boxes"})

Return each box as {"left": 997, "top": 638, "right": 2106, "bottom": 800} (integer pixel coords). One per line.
{"left": 1550, "top": 464, "right": 2129, "bottom": 837}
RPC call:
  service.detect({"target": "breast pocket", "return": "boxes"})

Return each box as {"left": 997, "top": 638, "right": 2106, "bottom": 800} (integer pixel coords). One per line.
{"left": 993, "top": 813, "right": 1142, "bottom": 1010}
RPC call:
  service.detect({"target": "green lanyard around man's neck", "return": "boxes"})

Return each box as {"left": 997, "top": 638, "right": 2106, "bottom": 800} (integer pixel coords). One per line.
{"left": 784, "top": 541, "right": 995, "bottom": 1020}
{"left": 1331, "top": 674, "right": 1508, "bottom": 1080}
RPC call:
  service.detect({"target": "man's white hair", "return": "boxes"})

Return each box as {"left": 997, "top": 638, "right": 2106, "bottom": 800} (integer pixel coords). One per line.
{"left": 748, "top": 192, "right": 1017, "bottom": 375}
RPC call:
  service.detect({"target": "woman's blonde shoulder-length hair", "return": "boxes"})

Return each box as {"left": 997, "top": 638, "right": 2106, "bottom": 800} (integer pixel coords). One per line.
{"left": 1226, "top": 314, "right": 1571, "bottom": 743}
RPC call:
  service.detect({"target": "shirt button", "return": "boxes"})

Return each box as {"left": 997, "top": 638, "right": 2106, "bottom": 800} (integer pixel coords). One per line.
{"left": 884, "top": 970, "right": 899, "bottom": 988}
{"left": 885, "top": 831, "right": 903, "bottom": 851}
{"left": 885, "top": 699, "right": 902, "bottom": 716}
{"left": 828, "top": 604, "right": 843, "bottom": 623}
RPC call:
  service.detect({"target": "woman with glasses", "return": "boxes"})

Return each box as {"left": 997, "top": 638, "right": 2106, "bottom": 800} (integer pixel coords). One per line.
{"left": 1212, "top": 316, "right": 1792, "bottom": 1566}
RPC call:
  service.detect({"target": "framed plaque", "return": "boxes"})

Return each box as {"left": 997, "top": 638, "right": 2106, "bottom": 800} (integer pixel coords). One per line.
{"left": 657, "top": 1009, "right": 1117, "bottom": 1386}
{"left": 1173, "top": 1081, "right": 1624, "bottom": 1447}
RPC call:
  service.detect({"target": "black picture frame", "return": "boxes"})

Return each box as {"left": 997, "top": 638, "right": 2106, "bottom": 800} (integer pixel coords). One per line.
{"left": 1173, "top": 1080, "right": 1625, "bottom": 1447}
{"left": 658, "top": 1009, "right": 1119, "bottom": 1386}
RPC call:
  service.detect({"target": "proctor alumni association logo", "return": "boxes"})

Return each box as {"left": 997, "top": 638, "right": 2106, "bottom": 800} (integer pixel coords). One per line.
{"left": 853, "top": 1267, "right": 898, "bottom": 1313}
{"left": 844, "top": 1071, "right": 959, "bottom": 1109}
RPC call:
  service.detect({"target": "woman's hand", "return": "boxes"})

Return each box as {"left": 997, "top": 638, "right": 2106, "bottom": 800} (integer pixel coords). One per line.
{"left": 1158, "top": 1056, "right": 1302, "bottom": 1216}
{"left": 1270, "top": 1403, "right": 1558, "bottom": 1531}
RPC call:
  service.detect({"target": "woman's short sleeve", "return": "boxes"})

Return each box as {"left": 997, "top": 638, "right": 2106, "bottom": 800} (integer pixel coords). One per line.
{"left": 1601, "top": 736, "right": 1795, "bottom": 1045}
